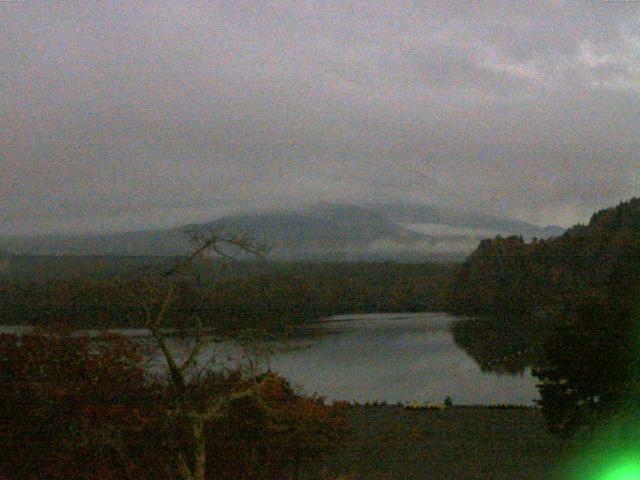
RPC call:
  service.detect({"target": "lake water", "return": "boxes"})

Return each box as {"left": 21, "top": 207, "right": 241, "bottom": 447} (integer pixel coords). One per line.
{"left": 267, "top": 312, "right": 540, "bottom": 405}
{"left": 0, "top": 312, "right": 540, "bottom": 405}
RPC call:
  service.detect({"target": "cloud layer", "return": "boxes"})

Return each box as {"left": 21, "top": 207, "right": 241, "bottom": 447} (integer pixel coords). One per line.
{"left": 2, "top": 1, "right": 639, "bottom": 234}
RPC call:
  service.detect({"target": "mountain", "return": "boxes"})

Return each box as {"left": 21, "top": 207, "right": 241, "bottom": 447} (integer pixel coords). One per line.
{"left": 0, "top": 203, "right": 564, "bottom": 260}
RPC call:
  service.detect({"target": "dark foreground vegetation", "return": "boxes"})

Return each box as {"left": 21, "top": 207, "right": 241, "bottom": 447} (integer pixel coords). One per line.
{"left": 306, "top": 405, "right": 565, "bottom": 480}
{"left": 0, "top": 330, "right": 569, "bottom": 480}
{"left": 0, "top": 329, "right": 347, "bottom": 480}
{"left": 0, "top": 261, "right": 456, "bottom": 332}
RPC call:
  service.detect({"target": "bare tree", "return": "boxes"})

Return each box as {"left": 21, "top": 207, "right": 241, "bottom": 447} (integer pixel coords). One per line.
{"left": 140, "top": 228, "right": 268, "bottom": 480}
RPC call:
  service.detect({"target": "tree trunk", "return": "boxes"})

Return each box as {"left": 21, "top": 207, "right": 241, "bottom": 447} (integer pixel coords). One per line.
{"left": 192, "top": 418, "right": 207, "bottom": 480}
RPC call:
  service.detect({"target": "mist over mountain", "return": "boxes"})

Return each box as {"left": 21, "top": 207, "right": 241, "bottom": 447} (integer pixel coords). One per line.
{"left": 0, "top": 203, "right": 564, "bottom": 261}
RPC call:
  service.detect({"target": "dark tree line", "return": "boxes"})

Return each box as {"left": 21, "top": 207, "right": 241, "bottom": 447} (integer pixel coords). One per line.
{"left": 448, "top": 197, "right": 640, "bottom": 435}
{"left": 448, "top": 197, "right": 640, "bottom": 317}
{"left": 0, "top": 262, "right": 456, "bottom": 333}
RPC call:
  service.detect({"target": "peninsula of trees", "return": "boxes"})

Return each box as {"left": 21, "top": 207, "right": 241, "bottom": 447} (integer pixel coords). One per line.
{"left": 447, "top": 197, "right": 640, "bottom": 317}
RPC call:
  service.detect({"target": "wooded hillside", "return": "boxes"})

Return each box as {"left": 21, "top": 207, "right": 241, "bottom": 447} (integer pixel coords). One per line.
{"left": 447, "top": 197, "right": 640, "bottom": 316}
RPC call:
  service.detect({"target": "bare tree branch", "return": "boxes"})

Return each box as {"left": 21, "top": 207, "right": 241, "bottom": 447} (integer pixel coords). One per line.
{"left": 138, "top": 227, "right": 270, "bottom": 480}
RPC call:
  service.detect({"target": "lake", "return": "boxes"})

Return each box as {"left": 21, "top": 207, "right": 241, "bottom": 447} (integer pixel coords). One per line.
{"left": 266, "top": 312, "right": 540, "bottom": 405}
{"left": 0, "top": 312, "right": 540, "bottom": 405}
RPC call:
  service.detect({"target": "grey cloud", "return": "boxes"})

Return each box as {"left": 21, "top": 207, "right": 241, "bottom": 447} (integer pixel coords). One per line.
{"left": 407, "top": 47, "right": 534, "bottom": 96}
{"left": 1, "top": 1, "right": 639, "bottom": 235}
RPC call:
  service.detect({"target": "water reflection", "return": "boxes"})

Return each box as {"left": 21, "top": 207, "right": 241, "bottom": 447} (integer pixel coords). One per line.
{"left": 451, "top": 314, "right": 551, "bottom": 375}
{"left": 267, "top": 313, "right": 540, "bottom": 405}
{"left": 0, "top": 313, "right": 542, "bottom": 405}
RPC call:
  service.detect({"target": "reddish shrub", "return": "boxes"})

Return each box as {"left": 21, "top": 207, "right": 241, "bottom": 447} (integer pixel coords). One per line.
{"left": 0, "top": 332, "right": 346, "bottom": 480}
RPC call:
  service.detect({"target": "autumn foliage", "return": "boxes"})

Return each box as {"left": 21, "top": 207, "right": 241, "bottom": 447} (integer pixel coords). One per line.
{"left": 0, "top": 330, "right": 346, "bottom": 479}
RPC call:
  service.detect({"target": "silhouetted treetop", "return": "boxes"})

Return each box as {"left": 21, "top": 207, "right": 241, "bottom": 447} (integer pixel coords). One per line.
{"left": 447, "top": 197, "right": 640, "bottom": 315}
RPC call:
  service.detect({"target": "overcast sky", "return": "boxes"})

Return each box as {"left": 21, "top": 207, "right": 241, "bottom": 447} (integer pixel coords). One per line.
{"left": 1, "top": 1, "right": 639, "bottom": 235}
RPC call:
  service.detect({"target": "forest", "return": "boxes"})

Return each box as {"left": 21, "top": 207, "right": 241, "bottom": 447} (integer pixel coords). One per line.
{"left": 0, "top": 234, "right": 358, "bottom": 480}
{"left": 0, "top": 260, "right": 456, "bottom": 332}
{"left": 449, "top": 198, "right": 640, "bottom": 436}
{"left": 447, "top": 197, "right": 640, "bottom": 317}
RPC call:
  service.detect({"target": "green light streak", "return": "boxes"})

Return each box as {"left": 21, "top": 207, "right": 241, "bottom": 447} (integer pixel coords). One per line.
{"left": 552, "top": 298, "right": 640, "bottom": 480}
{"left": 552, "top": 407, "right": 640, "bottom": 480}
{"left": 600, "top": 457, "right": 640, "bottom": 480}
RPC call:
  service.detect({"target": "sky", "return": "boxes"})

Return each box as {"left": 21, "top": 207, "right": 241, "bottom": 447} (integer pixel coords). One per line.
{"left": 1, "top": 1, "right": 639, "bottom": 235}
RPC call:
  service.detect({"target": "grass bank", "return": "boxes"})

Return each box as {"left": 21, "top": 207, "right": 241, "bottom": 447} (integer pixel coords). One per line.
{"left": 304, "top": 405, "right": 568, "bottom": 480}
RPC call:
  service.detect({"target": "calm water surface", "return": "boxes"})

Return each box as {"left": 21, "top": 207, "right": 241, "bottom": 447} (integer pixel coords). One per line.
{"left": 1, "top": 312, "right": 540, "bottom": 405}
{"left": 267, "top": 312, "right": 539, "bottom": 405}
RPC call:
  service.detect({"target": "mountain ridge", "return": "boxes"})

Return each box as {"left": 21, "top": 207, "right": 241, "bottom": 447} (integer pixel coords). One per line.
{"left": 0, "top": 202, "right": 564, "bottom": 260}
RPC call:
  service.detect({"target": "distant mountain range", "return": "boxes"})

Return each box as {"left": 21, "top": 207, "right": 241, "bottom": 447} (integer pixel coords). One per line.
{"left": 0, "top": 203, "right": 564, "bottom": 261}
